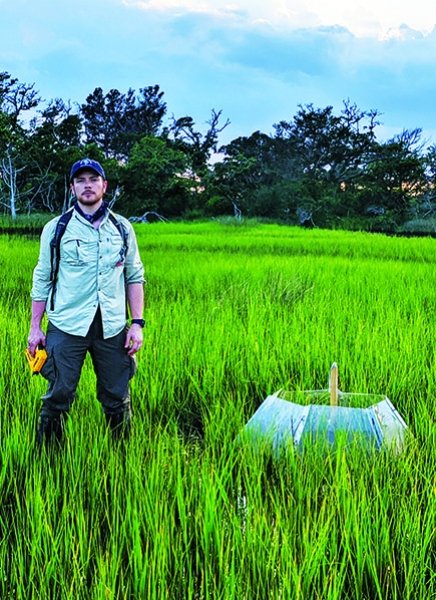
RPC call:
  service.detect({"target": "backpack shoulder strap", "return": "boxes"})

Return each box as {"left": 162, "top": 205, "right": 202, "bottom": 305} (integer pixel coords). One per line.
{"left": 108, "top": 211, "right": 129, "bottom": 262}
{"left": 49, "top": 208, "right": 74, "bottom": 310}
{"left": 108, "top": 211, "right": 130, "bottom": 319}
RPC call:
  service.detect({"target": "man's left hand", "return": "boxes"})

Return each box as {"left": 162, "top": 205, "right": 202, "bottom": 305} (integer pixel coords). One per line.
{"left": 125, "top": 324, "right": 143, "bottom": 356}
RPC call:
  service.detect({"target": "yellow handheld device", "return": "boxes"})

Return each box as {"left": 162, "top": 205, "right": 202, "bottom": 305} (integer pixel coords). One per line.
{"left": 25, "top": 346, "right": 48, "bottom": 375}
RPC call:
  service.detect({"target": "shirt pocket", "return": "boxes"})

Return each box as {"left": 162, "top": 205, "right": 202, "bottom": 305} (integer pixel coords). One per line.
{"left": 107, "top": 235, "right": 125, "bottom": 267}
{"left": 61, "top": 236, "right": 91, "bottom": 265}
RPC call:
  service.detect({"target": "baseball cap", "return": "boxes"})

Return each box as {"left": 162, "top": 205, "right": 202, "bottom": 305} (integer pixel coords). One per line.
{"left": 70, "top": 158, "right": 106, "bottom": 182}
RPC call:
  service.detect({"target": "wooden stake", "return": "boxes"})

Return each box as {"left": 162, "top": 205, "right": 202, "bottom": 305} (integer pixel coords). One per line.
{"left": 330, "top": 362, "right": 339, "bottom": 406}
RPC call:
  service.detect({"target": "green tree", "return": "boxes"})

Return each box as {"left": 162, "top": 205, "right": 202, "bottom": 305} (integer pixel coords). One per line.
{"left": 357, "top": 129, "right": 426, "bottom": 226}
{"left": 420, "top": 144, "right": 436, "bottom": 219}
{"left": 208, "top": 131, "right": 300, "bottom": 217}
{"left": 120, "top": 136, "right": 192, "bottom": 217}
{"left": 170, "top": 109, "right": 230, "bottom": 177}
{"left": 273, "top": 101, "right": 380, "bottom": 224}
{"left": 81, "top": 85, "right": 167, "bottom": 160}
{"left": 25, "top": 99, "right": 83, "bottom": 213}
{"left": 0, "top": 72, "right": 41, "bottom": 218}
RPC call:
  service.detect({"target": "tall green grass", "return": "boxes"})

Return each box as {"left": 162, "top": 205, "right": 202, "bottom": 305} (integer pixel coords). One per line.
{"left": 0, "top": 222, "right": 434, "bottom": 599}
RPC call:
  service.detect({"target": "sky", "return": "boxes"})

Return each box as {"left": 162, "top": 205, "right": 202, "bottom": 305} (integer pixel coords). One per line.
{"left": 1, "top": 0, "right": 436, "bottom": 147}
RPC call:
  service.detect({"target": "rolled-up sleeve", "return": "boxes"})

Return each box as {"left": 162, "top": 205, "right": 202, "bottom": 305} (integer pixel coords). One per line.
{"left": 124, "top": 221, "right": 145, "bottom": 286}
{"left": 31, "top": 220, "right": 57, "bottom": 302}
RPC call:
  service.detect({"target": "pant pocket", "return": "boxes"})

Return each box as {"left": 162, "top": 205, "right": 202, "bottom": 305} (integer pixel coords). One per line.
{"left": 40, "top": 350, "right": 56, "bottom": 382}
{"left": 129, "top": 355, "right": 137, "bottom": 380}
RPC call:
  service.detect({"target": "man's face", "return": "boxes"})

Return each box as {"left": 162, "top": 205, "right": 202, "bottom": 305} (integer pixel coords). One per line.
{"left": 70, "top": 169, "right": 107, "bottom": 207}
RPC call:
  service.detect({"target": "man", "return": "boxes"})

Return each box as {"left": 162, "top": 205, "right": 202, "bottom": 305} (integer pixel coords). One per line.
{"left": 27, "top": 158, "right": 145, "bottom": 444}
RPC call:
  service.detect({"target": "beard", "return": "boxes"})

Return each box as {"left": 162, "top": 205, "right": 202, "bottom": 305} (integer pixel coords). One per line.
{"left": 76, "top": 193, "right": 103, "bottom": 207}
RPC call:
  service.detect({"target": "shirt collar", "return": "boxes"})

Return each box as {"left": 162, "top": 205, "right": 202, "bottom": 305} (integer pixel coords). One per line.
{"left": 74, "top": 201, "right": 108, "bottom": 223}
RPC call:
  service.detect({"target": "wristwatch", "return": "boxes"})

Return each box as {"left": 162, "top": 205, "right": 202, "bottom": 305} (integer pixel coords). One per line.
{"left": 131, "top": 318, "right": 146, "bottom": 328}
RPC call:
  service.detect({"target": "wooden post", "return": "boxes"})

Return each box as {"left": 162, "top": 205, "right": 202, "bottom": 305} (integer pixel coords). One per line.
{"left": 330, "top": 362, "right": 339, "bottom": 406}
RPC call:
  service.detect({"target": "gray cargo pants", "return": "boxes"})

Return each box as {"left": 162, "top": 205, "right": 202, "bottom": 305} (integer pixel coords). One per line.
{"left": 38, "top": 309, "right": 136, "bottom": 442}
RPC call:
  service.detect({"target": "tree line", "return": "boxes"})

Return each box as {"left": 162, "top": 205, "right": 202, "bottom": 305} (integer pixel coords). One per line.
{"left": 1, "top": 70, "right": 435, "bottom": 231}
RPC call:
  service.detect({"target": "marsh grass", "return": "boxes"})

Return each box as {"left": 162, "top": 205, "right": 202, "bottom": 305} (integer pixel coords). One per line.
{"left": 0, "top": 221, "right": 435, "bottom": 599}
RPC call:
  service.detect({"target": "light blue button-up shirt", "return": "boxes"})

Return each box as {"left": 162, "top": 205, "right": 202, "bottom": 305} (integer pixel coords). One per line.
{"left": 31, "top": 210, "right": 145, "bottom": 338}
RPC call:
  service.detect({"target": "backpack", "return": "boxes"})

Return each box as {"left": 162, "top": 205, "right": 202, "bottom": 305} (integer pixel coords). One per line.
{"left": 49, "top": 207, "right": 129, "bottom": 311}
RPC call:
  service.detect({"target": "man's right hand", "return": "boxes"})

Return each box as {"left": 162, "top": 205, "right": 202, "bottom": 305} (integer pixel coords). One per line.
{"left": 27, "top": 328, "right": 46, "bottom": 357}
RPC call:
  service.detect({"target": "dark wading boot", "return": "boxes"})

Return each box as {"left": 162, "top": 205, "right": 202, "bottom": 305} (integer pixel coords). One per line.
{"left": 105, "top": 411, "right": 131, "bottom": 440}
{"left": 36, "top": 414, "right": 67, "bottom": 447}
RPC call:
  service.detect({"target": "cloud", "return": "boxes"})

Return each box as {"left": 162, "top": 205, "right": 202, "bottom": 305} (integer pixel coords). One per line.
{"left": 121, "top": 0, "right": 436, "bottom": 37}
{"left": 122, "top": 0, "right": 251, "bottom": 24}
{"left": 2, "top": 0, "right": 436, "bottom": 145}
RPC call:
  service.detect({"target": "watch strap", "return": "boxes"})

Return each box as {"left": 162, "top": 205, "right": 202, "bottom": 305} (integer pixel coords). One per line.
{"left": 131, "top": 318, "right": 145, "bottom": 328}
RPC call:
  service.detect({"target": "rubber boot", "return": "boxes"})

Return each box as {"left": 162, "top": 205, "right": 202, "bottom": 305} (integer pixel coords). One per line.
{"left": 36, "top": 413, "right": 66, "bottom": 446}
{"left": 105, "top": 411, "right": 131, "bottom": 440}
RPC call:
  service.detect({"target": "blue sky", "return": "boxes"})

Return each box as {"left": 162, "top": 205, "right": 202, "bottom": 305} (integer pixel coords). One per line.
{"left": 1, "top": 0, "right": 436, "bottom": 147}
